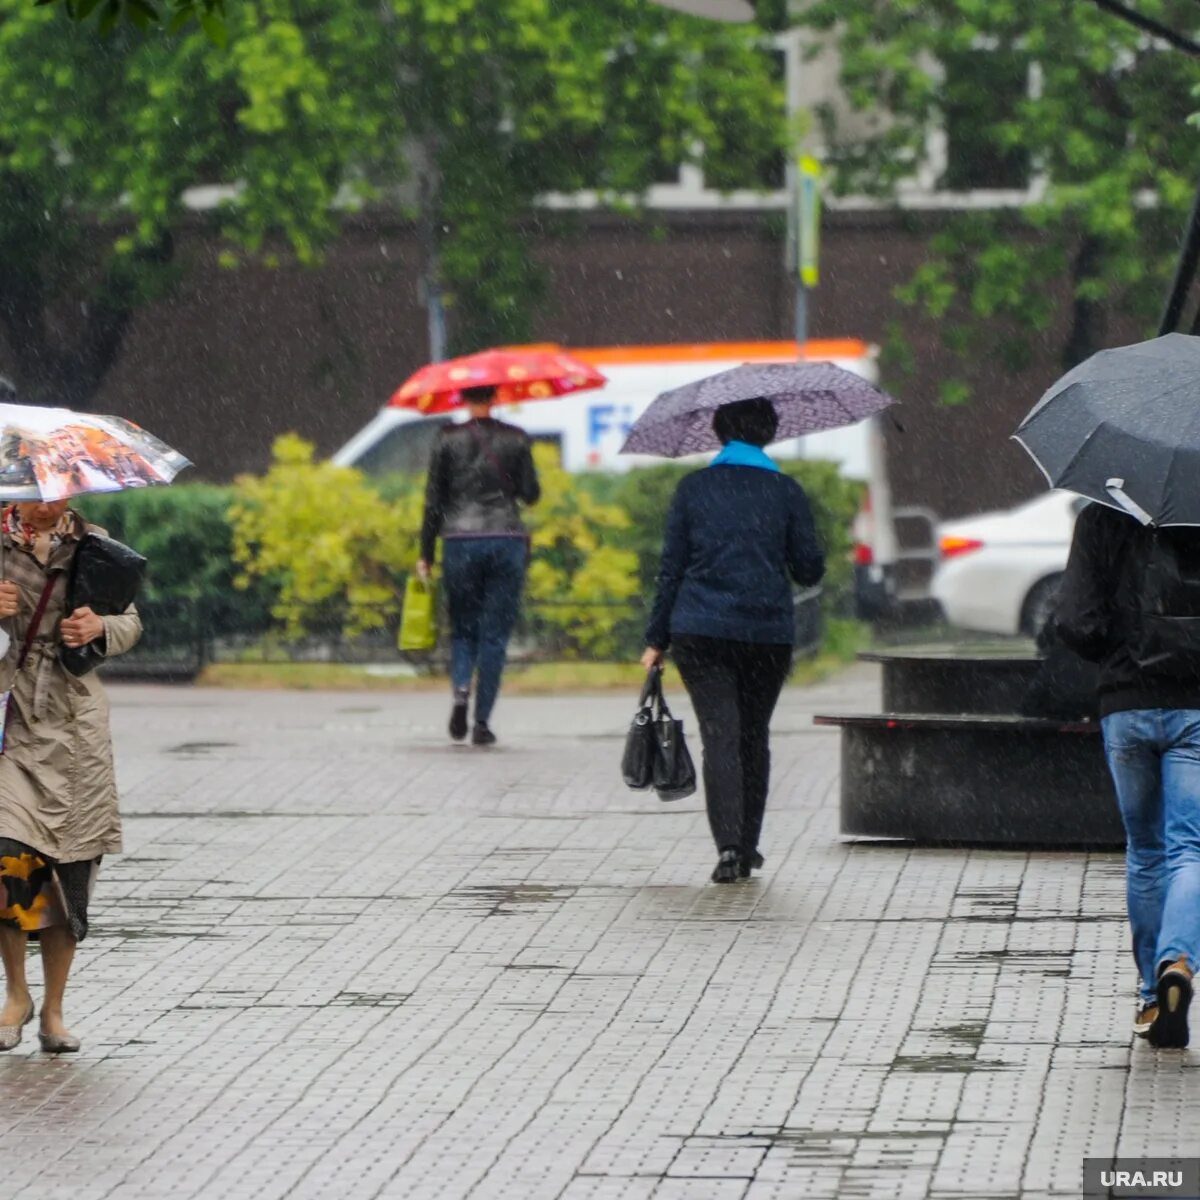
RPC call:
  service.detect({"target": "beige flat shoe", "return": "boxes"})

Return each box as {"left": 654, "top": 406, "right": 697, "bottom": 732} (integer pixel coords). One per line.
{"left": 0, "top": 1003, "right": 35, "bottom": 1052}
{"left": 38, "top": 1031, "right": 81, "bottom": 1055}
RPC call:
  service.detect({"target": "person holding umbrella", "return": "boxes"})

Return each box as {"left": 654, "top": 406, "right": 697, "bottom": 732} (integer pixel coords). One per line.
{"left": 1016, "top": 332, "right": 1200, "bottom": 1048}
{"left": 417, "top": 384, "right": 540, "bottom": 745}
{"left": 406, "top": 349, "right": 604, "bottom": 745}
{"left": 630, "top": 361, "right": 894, "bottom": 883}
{"left": 0, "top": 400, "right": 188, "bottom": 1053}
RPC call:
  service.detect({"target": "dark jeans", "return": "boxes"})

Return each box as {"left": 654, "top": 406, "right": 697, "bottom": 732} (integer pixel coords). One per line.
{"left": 442, "top": 537, "right": 527, "bottom": 724}
{"left": 673, "top": 636, "right": 792, "bottom": 856}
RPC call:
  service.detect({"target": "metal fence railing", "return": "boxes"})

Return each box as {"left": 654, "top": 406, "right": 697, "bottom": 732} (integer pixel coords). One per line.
{"left": 99, "top": 589, "right": 824, "bottom": 681}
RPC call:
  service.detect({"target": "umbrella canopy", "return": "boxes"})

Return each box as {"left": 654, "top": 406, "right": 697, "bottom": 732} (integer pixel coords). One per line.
{"left": 0, "top": 403, "right": 190, "bottom": 502}
{"left": 1013, "top": 332, "right": 1200, "bottom": 526}
{"left": 619, "top": 360, "right": 896, "bottom": 458}
{"left": 390, "top": 348, "right": 606, "bottom": 415}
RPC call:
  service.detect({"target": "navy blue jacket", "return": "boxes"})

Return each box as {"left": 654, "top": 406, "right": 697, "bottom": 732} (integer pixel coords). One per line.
{"left": 645, "top": 466, "right": 825, "bottom": 650}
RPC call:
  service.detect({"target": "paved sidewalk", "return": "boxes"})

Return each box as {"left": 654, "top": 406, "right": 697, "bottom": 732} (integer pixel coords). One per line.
{"left": 1, "top": 666, "right": 1197, "bottom": 1200}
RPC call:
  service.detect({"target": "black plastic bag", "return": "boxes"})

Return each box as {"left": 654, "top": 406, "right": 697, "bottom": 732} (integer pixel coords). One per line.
{"left": 621, "top": 668, "right": 697, "bottom": 801}
{"left": 60, "top": 533, "right": 146, "bottom": 678}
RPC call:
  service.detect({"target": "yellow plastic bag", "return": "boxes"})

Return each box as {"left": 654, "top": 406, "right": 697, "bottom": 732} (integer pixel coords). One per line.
{"left": 399, "top": 576, "right": 437, "bottom": 652}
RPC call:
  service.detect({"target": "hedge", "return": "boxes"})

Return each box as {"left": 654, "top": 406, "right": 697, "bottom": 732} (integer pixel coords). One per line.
{"left": 74, "top": 453, "right": 862, "bottom": 657}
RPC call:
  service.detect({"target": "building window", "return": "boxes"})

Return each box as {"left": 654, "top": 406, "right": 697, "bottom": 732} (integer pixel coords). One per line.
{"left": 939, "top": 48, "right": 1032, "bottom": 191}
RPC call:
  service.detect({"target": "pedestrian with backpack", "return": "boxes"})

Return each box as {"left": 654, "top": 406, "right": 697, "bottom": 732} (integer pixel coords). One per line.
{"left": 1055, "top": 501, "right": 1200, "bottom": 1047}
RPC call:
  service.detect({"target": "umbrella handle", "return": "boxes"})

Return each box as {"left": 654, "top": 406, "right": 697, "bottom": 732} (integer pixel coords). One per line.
{"left": 1106, "top": 478, "right": 1155, "bottom": 527}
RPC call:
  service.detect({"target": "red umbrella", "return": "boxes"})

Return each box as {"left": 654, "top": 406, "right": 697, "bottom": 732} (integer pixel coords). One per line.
{"left": 390, "top": 347, "right": 606, "bottom": 414}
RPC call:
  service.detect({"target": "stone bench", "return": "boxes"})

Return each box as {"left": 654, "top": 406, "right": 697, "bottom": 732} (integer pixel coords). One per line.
{"left": 814, "top": 712, "right": 1122, "bottom": 848}
{"left": 859, "top": 644, "right": 1041, "bottom": 716}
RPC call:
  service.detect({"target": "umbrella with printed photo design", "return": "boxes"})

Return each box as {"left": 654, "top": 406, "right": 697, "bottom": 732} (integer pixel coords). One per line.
{"left": 0, "top": 402, "right": 190, "bottom": 502}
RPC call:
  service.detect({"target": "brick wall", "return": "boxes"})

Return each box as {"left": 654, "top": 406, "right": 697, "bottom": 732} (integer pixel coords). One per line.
{"left": 5, "top": 209, "right": 1153, "bottom": 521}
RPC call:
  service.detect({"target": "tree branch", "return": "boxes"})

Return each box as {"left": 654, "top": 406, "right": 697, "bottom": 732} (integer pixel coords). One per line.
{"left": 1085, "top": 0, "right": 1200, "bottom": 57}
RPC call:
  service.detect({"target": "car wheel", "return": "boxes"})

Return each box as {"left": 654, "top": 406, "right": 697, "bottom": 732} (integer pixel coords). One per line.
{"left": 1021, "top": 574, "right": 1063, "bottom": 639}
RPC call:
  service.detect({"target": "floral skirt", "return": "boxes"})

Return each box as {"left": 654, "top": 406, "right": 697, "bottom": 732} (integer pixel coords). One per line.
{"left": 0, "top": 838, "right": 99, "bottom": 942}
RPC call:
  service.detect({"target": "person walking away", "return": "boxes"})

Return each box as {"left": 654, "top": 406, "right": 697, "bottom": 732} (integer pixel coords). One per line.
{"left": 1056, "top": 500, "right": 1200, "bottom": 1047}
{"left": 0, "top": 500, "right": 142, "bottom": 1053}
{"left": 418, "top": 385, "right": 540, "bottom": 746}
{"left": 641, "top": 398, "right": 824, "bottom": 883}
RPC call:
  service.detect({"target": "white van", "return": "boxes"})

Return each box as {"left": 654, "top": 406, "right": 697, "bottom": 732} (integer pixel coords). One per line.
{"left": 333, "top": 339, "right": 901, "bottom": 610}
{"left": 336, "top": 338, "right": 882, "bottom": 474}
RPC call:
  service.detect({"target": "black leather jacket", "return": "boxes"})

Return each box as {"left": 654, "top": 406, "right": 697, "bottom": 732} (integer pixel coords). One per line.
{"left": 420, "top": 419, "right": 541, "bottom": 563}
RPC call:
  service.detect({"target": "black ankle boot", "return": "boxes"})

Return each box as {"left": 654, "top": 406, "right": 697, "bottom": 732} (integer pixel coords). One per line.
{"left": 712, "top": 849, "right": 741, "bottom": 884}
{"left": 449, "top": 696, "right": 469, "bottom": 742}
{"left": 472, "top": 721, "right": 497, "bottom": 747}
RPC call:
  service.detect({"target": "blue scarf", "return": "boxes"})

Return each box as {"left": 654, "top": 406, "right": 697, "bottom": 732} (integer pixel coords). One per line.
{"left": 711, "top": 440, "right": 780, "bottom": 473}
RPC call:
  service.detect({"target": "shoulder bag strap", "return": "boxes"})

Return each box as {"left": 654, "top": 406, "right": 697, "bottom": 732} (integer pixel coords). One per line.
{"left": 17, "top": 574, "right": 59, "bottom": 671}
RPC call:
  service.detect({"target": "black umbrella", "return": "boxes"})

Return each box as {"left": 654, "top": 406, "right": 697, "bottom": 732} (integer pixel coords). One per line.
{"left": 1013, "top": 333, "right": 1200, "bottom": 526}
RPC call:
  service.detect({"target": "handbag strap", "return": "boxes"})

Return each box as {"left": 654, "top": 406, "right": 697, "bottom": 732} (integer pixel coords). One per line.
{"left": 17, "top": 574, "right": 59, "bottom": 671}
{"left": 639, "top": 665, "right": 676, "bottom": 718}
{"left": 637, "top": 665, "right": 662, "bottom": 709}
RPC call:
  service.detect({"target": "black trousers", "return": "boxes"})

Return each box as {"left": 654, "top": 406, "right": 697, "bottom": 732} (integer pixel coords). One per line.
{"left": 673, "top": 636, "right": 792, "bottom": 855}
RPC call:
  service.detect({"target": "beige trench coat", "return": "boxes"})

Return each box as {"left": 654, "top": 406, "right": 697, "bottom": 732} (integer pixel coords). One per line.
{"left": 0, "top": 513, "right": 142, "bottom": 863}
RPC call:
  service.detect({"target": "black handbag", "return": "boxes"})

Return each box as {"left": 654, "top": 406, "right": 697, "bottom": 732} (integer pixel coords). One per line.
{"left": 622, "top": 668, "right": 698, "bottom": 802}
{"left": 621, "top": 669, "right": 659, "bottom": 790}
{"left": 60, "top": 532, "right": 146, "bottom": 678}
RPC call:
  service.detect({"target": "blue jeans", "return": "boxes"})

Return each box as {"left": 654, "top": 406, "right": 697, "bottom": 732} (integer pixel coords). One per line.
{"left": 1102, "top": 710, "right": 1200, "bottom": 1005}
{"left": 442, "top": 537, "right": 527, "bottom": 724}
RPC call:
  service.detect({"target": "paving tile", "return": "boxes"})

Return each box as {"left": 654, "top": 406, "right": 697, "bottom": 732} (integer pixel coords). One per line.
{"left": 0, "top": 668, "right": 1192, "bottom": 1198}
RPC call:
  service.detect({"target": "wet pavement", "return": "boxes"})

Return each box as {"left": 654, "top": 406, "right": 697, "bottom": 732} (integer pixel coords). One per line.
{"left": 2, "top": 666, "right": 1197, "bottom": 1199}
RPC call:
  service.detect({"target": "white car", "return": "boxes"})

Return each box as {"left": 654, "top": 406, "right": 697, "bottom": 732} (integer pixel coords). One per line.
{"left": 932, "top": 491, "right": 1087, "bottom": 637}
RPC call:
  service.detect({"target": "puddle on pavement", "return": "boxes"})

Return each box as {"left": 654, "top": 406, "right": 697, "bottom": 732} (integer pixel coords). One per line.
{"left": 443, "top": 883, "right": 576, "bottom": 913}
{"left": 126, "top": 810, "right": 307, "bottom": 820}
{"left": 891, "top": 1052, "right": 1011, "bottom": 1073}
{"left": 93, "top": 927, "right": 224, "bottom": 940}
{"left": 956, "top": 947, "right": 1071, "bottom": 976}
{"left": 930, "top": 1020, "right": 987, "bottom": 1048}
{"left": 166, "top": 741, "right": 240, "bottom": 755}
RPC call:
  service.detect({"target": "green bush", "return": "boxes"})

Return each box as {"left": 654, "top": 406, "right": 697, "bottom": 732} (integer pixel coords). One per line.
{"left": 77, "top": 486, "right": 274, "bottom": 640}
{"left": 68, "top": 454, "right": 861, "bottom": 660}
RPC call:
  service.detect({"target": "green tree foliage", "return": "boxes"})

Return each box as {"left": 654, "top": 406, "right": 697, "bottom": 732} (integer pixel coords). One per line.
{"left": 0, "top": 0, "right": 394, "bottom": 406}
{"left": 799, "top": 0, "right": 1200, "bottom": 391}
{"left": 3, "top": 1, "right": 785, "bottom": 402}
{"left": 37, "top": 0, "right": 225, "bottom": 39}
{"left": 378, "top": 0, "right": 787, "bottom": 355}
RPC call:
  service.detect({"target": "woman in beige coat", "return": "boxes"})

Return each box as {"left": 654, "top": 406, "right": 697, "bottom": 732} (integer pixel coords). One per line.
{"left": 0, "top": 499, "right": 141, "bottom": 1053}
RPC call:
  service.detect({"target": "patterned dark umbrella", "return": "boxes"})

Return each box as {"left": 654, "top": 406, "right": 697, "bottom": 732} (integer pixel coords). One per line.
{"left": 1013, "top": 333, "right": 1200, "bottom": 526}
{"left": 619, "top": 361, "right": 896, "bottom": 458}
